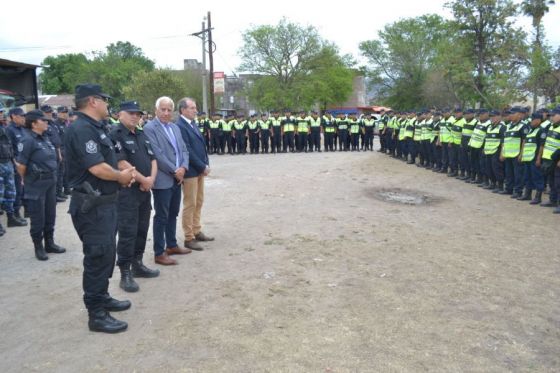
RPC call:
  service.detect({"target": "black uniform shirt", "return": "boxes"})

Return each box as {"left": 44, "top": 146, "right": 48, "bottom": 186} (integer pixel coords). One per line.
{"left": 109, "top": 123, "right": 154, "bottom": 180}
{"left": 16, "top": 129, "right": 57, "bottom": 172}
{"left": 45, "top": 121, "right": 62, "bottom": 149}
{"left": 64, "top": 112, "right": 118, "bottom": 195}
{"left": 54, "top": 118, "right": 67, "bottom": 149}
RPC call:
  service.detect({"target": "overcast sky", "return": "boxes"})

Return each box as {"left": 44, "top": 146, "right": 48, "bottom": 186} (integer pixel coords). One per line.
{"left": 1, "top": 0, "right": 559, "bottom": 76}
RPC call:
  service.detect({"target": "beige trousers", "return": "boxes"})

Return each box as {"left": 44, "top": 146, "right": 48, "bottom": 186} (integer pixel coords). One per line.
{"left": 182, "top": 175, "right": 204, "bottom": 241}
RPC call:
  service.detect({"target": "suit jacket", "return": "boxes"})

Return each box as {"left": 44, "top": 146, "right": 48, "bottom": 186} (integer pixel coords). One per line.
{"left": 144, "top": 118, "right": 189, "bottom": 189}
{"left": 176, "top": 115, "right": 209, "bottom": 178}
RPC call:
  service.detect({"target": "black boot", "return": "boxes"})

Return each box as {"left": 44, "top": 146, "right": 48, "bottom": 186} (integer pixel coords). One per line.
{"left": 7, "top": 213, "right": 27, "bottom": 227}
{"left": 88, "top": 309, "right": 128, "bottom": 334}
{"left": 119, "top": 266, "right": 139, "bottom": 293}
{"left": 102, "top": 296, "right": 131, "bottom": 312}
{"left": 12, "top": 211, "right": 28, "bottom": 225}
{"left": 517, "top": 188, "right": 532, "bottom": 201}
{"left": 131, "top": 255, "right": 160, "bottom": 278}
{"left": 510, "top": 190, "right": 522, "bottom": 199}
{"left": 0, "top": 223, "right": 5, "bottom": 236}
{"left": 484, "top": 181, "right": 495, "bottom": 190}
{"left": 492, "top": 181, "right": 504, "bottom": 193}
{"left": 44, "top": 235, "right": 66, "bottom": 254}
{"left": 33, "top": 239, "right": 48, "bottom": 261}
{"left": 530, "top": 191, "right": 542, "bottom": 205}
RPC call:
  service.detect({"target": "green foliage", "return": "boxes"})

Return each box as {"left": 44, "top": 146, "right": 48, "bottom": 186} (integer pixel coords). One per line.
{"left": 39, "top": 41, "right": 155, "bottom": 101}
{"left": 239, "top": 18, "right": 354, "bottom": 110}
{"left": 359, "top": 14, "right": 451, "bottom": 109}
{"left": 40, "top": 53, "right": 88, "bottom": 94}
{"left": 122, "top": 69, "right": 187, "bottom": 113}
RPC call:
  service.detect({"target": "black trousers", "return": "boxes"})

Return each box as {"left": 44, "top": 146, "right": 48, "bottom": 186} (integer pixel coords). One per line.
{"left": 13, "top": 167, "right": 24, "bottom": 214}
{"left": 324, "top": 132, "right": 334, "bottom": 151}
{"left": 432, "top": 143, "right": 442, "bottom": 168}
{"left": 283, "top": 132, "right": 295, "bottom": 152}
{"left": 250, "top": 133, "right": 260, "bottom": 153}
{"left": 261, "top": 131, "right": 270, "bottom": 153}
{"left": 470, "top": 148, "right": 482, "bottom": 178}
{"left": 351, "top": 133, "right": 360, "bottom": 150}
{"left": 459, "top": 138, "right": 471, "bottom": 174}
{"left": 236, "top": 133, "right": 246, "bottom": 154}
{"left": 70, "top": 196, "right": 117, "bottom": 314}
{"left": 56, "top": 158, "right": 64, "bottom": 195}
{"left": 27, "top": 179, "right": 56, "bottom": 241}
{"left": 116, "top": 187, "right": 151, "bottom": 268}
{"left": 339, "top": 130, "right": 349, "bottom": 151}
{"left": 310, "top": 128, "right": 321, "bottom": 151}
{"left": 441, "top": 142, "right": 450, "bottom": 171}
{"left": 449, "top": 143, "right": 459, "bottom": 172}
{"left": 271, "top": 128, "right": 282, "bottom": 153}
{"left": 364, "top": 128, "right": 374, "bottom": 150}
{"left": 222, "top": 132, "right": 233, "bottom": 154}
{"left": 486, "top": 153, "right": 504, "bottom": 183}
{"left": 297, "top": 132, "right": 308, "bottom": 151}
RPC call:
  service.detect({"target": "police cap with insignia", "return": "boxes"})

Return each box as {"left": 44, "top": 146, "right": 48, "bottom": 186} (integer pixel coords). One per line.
{"left": 489, "top": 110, "right": 501, "bottom": 117}
{"left": 40, "top": 105, "right": 53, "bottom": 113}
{"left": 8, "top": 107, "right": 25, "bottom": 116}
{"left": 75, "top": 83, "right": 112, "bottom": 100}
{"left": 25, "top": 109, "right": 48, "bottom": 121}
{"left": 119, "top": 101, "right": 143, "bottom": 113}
{"left": 57, "top": 106, "right": 69, "bottom": 113}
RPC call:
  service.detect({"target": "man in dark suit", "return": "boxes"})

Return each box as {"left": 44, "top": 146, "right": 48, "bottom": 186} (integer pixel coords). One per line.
{"left": 144, "top": 97, "right": 192, "bottom": 265}
{"left": 176, "top": 98, "right": 214, "bottom": 251}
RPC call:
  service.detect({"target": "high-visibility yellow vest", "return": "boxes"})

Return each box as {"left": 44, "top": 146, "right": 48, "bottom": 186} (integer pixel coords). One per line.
{"left": 404, "top": 119, "right": 415, "bottom": 139}
{"left": 503, "top": 122, "right": 525, "bottom": 158}
{"left": 542, "top": 123, "right": 560, "bottom": 160}
{"left": 540, "top": 119, "right": 551, "bottom": 130}
{"left": 337, "top": 118, "right": 348, "bottom": 130}
{"left": 233, "top": 120, "right": 245, "bottom": 131}
{"left": 422, "top": 119, "right": 433, "bottom": 141}
{"left": 483, "top": 123, "right": 503, "bottom": 155}
{"left": 451, "top": 118, "right": 466, "bottom": 145}
{"left": 295, "top": 117, "right": 308, "bottom": 132}
{"left": 363, "top": 119, "right": 375, "bottom": 128}
{"left": 281, "top": 116, "right": 295, "bottom": 132}
{"left": 468, "top": 120, "right": 490, "bottom": 149}
{"left": 209, "top": 120, "right": 220, "bottom": 129}
{"left": 222, "top": 120, "right": 233, "bottom": 131}
{"left": 439, "top": 116, "right": 453, "bottom": 143}
{"left": 414, "top": 119, "right": 423, "bottom": 141}
{"left": 462, "top": 118, "right": 477, "bottom": 138}
{"left": 308, "top": 117, "right": 321, "bottom": 127}
{"left": 521, "top": 126, "right": 542, "bottom": 162}
{"left": 350, "top": 119, "right": 361, "bottom": 134}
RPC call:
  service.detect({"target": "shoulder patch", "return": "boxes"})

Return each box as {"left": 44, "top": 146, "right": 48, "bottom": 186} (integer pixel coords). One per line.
{"left": 86, "top": 140, "right": 98, "bottom": 154}
{"left": 100, "top": 134, "right": 107, "bottom": 140}
{"left": 17, "top": 143, "right": 23, "bottom": 153}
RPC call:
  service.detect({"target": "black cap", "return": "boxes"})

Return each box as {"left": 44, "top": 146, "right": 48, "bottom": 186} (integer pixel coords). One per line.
{"left": 531, "top": 112, "right": 543, "bottom": 120}
{"left": 454, "top": 108, "right": 463, "bottom": 113}
{"left": 75, "top": 83, "right": 112, "bottom": 100}
{"left": 57, "top": 106, "right": 69, "bottom": 113}
{"left": 550, "top": 107, "right": 560, "bottom": 115}
{"left": 40, "top": 105, "right": 53, "bottom": 113}
{"left": 465, "top": 109, "right": 476, "bottom": 114}
{"left": 478, "top": 108, "right": 489, "bottom": 114}
{"left": 25, "top": 109, "right": 48, "bottom": 121}
{"left": 489, "top": 110, "right": 501, "bottom": 117}
{"left": 8, "top": 107, "right": 25, "bottom": 116}
{"left": 119, "top": 100, "right": 143, "bottom": 113}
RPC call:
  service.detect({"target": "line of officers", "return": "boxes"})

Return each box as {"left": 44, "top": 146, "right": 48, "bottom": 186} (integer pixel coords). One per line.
{"left": 375, "top": 106, "right": 560, "bottom": 214}
{"left": 195, "top": 109, "right": 379, "bottom": 155}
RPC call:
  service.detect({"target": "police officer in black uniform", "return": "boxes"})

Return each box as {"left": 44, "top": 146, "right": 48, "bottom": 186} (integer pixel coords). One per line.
{"left": 41, "top": 105, "right": 66, "bottom": 203}
{"left": 64, "top": 84, "right": 135, "bottom": 334}
{"left": 15, "top": 110, "right": 66, "bottom": 260}
{"left": 109, "top": 101, "right": 160, "bottom": 293}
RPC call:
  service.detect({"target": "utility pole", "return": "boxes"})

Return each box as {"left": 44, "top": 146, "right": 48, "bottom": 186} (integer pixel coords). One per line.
{"left": 201, "top": 20, "right": 208, "bottom": 114}
{"left": 207, "top": 11, "right": 215, "bottom": 114}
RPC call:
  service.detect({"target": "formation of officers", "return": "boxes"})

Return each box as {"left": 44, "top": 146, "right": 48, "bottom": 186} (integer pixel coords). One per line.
{"left": 194, "top": 109, "right": 378, "bottom": 155}
{"left": 375, "top": 106, "right": 560, "bottom": 214}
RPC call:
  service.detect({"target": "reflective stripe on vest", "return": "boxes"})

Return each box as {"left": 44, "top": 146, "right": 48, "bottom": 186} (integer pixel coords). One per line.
{"left": 462, "top": 119, "right": 477, "bottom": 137}
{"left": 542, "top": 124, "right": 560, "bottom": 160}
{"left": 451, "top": 118, "right": 465, "bottom": 145}
{"left": 468, "top": 120, "right": 490, "bottom": 149}
{"left": 521, "top": 127, "right": 541, "bottom": 162}
{"left": 503, "top": 122, "right": 524, "bottom": 158}
{"left": 439, "top": 117, "right": 453, "bottom": 143}
{"left": 483, "top": 124, "right": 503, "bottom": 155}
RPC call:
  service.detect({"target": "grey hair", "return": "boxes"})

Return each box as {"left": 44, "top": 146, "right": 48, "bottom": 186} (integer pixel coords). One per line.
{"left": 178, "top": 97, "right": 196, "bottom": 112}
{"left": 155, "top": 96, "right": 175, "bottom": 110}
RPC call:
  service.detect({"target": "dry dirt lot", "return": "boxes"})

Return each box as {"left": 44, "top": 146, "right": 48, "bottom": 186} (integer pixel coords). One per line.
{"left": 0, "top": 142, "right": 559, "bottom": 372}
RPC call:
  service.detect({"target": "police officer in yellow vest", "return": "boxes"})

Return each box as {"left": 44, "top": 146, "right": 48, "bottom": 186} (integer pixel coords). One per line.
{"left": 258, "top": 113, "right": 271, "bottom": 153}
{"left": 518, "top": 112, "right": 547, "bottom": 204}
{"left": 467, "top": 109, "right": 490, "bottom": 185}
{"left": 499, "top": 107, "right": 529, "bottom": 198}
{"left": 362, "top": 113, "right": 375, "bottom": 151}
{"left": 307, "top": 111, "right": 322, "bottom": 152}
{"left": 268, "top": 110, "right": 282, "bottom": 154}
{"left": 458, "top": 109, "right": 477, "bottom": 180}
{"left": 247, "top": 114, "right": 260, "bottom": 154}
{"left": 281, "top": 109, "right": 296, "bottom": 153}
{"left": 322, "top": 112, "right": 335, "bottom": 151}
{"left": 233, "top": 114, "right": 248, "bottom": 154}
{"left": 448, "top": 108, "right": 465, "bottom": 177}
{"left": 537, "top": 106, "right": 560, "bottom": 213}
{"left": 484, "top": 110, "right": 507, "bottom": 192}
{"left": 222, "top": 114, "right": 234, "bottom": 155}
{"left": 438, "top": 108, "right": 454, "bottom": 174}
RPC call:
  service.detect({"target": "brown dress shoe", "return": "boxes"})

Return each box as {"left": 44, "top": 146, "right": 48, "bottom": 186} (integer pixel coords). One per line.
{"left": 154, "top": 253, "right": 178, "bottom": 265}
{"left": 184, "top": 239, "right": 204, "bottom": 251}
{"left": 195, "top": 232, "right": 214, "bottom": 242}
{"left": 166, "top": 246, "right": 192, "bottom": 255}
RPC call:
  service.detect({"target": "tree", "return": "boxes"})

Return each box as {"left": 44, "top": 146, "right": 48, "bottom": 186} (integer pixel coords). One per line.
{"left": 445, "top": 0, "right": 528, "bottom": 108}
{"left": 122, "top": 69, "right": 189, "bottom": 113}
{"left": 40, "top": 53, "right": 89, "bottom": 94}
{"left": 238, "top": 18, "right": 354, "bottom": 110}
{"left": 39, "top": 42, "right": 155, "bottom": 101}
{"left": 359, "top": 14, "right": 451, "bottom": 109}
{"left": 521, "top": 0, "right": 556, "bottom": 108}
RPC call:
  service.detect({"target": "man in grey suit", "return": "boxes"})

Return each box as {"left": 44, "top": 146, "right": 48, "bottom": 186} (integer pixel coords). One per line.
{"left": 143, "top": 97, "right": 192, "bottom": 265}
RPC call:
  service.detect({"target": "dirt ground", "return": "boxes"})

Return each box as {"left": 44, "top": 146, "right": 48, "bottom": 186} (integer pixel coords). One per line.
{"left": 1, "top": 140, "right": 559, "bottom": 372}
